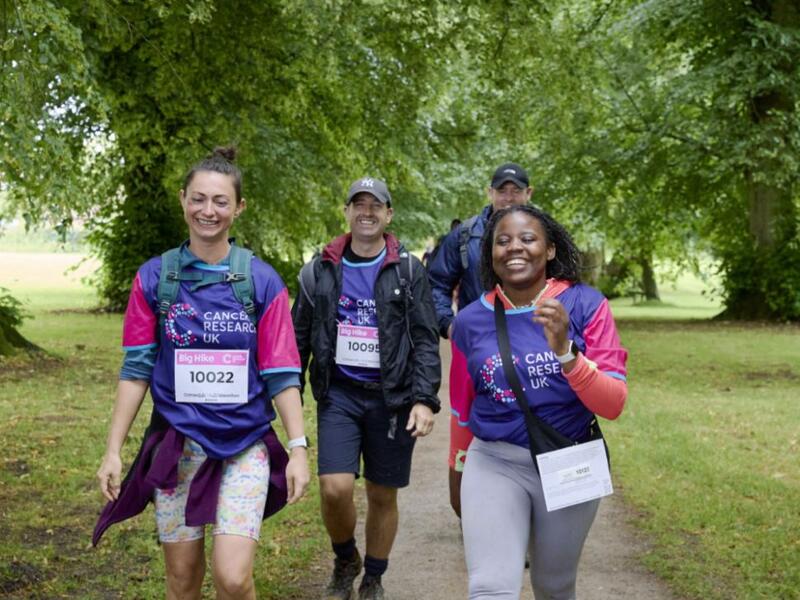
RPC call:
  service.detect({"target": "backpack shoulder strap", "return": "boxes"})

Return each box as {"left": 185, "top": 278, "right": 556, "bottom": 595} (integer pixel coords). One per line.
{"left": 228, "top": 243, "right": 257, "bottom": 326}
{"left": 394, "top": 251, "right": 415, "bottom": 349}
{"left": 458, "top": 215, "right": 479, "bottom": 271}
{"left": 157, "top": 247, "right": 183, "bottom": 325}
{"left": 298, "top": 254, "right": 320, "bottom": 308}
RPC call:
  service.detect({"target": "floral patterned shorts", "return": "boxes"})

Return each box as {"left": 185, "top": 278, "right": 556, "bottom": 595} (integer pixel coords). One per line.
{"left": 154, "top": 438, "right": 270, "bottom": 543}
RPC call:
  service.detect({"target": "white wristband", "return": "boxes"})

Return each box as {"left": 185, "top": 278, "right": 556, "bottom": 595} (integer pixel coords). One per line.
{"left": 287, "top": 436, "right": 308, "bottom": 450}
{"left": 555, "top": 340, "right": 577, "bottom": 364}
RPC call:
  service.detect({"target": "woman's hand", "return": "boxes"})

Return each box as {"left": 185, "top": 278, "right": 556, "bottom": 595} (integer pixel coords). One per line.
{"left": 285, "top": 448, "right": 310, "bottom": 504}
{"left": 97, "top": 452, "right": 123, "bottom": 502}
{"left": 532, "top": 298, "right": 571, "bottom": 356}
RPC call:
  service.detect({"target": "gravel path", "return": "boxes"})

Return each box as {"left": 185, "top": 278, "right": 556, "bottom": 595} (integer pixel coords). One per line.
{"left": 308, "top": 342, "right": 683, "bottom": 599}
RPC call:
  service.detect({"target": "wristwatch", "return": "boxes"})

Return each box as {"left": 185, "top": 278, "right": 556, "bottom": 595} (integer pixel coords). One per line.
{"left": 287, "top": 436, "right": 308, "bottom": 450}
{"left": 555, "top": 340, "right": 578, "bottom": 364}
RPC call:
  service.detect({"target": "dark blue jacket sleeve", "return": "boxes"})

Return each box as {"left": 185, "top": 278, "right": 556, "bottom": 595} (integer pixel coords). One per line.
{"left": 426, "top": 226, "right": 464, "bottom": 338}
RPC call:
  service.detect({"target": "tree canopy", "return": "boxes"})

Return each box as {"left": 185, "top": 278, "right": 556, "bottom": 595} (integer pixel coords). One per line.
{"left": 2, "top": 0, "right": 799, "bottom": 325}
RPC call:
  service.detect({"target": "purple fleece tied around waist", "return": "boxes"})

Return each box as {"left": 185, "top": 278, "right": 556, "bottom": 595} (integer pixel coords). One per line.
{"left": 92, "top": 427, "right": 288, "bottom": 546}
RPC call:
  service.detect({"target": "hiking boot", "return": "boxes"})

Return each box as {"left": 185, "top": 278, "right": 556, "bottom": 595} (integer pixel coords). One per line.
{"left": 323, "top": 549, "right": 362, "bottom": 600}
{"left": 357, "top": 575, "right": 385, "bottom": 600}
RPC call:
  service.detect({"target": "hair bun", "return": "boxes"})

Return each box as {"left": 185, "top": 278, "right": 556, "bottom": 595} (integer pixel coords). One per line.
{"left": 211, "top": 145, "right": 237, "bottom": 162}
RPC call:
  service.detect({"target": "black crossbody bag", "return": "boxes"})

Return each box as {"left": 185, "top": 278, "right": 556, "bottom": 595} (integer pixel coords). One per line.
{"left": 493, "top": 295, "right": 607, "bottom": 475}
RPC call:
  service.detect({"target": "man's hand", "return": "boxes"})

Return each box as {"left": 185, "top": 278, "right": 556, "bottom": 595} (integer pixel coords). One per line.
{"left": 285, "top": 448, "right": 310, "bottom": 504}
{"left": 406, "top": 403, "right": 435, "bottom": 437}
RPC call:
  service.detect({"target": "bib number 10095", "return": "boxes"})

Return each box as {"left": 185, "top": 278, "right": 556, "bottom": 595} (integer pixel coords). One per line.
{"left": 174, "top": 349, "right": 249, "bottom": 404}
{"left": 335, "top": 324, "right": 380, "bottom": 368}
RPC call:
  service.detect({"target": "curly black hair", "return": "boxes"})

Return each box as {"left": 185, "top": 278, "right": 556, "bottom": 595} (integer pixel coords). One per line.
{"left": 479, "top": 205, "right": 582, "bottom": 291}
{"left": 183, "top": 145, "right": 243, "bottom": 204}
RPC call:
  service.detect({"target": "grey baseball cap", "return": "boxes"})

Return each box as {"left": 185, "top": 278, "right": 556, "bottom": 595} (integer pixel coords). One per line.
{"left": 346, "top": 177, "right": 392, "bottom": 206}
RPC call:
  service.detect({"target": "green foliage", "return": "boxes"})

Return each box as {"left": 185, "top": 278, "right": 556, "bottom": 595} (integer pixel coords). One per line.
{"left": 713, "top": 221, "right": 800, "bottom": 320}
{"left": 466, "top": 0, "right": 800, "bottom": 320}
{"left": 0, "top": 287, "right": 36, "bottom": 356}
{"left": 2, "top": 1, "right": 800, "bottom": 319}
{"left": 3, "top": 1, "right": 497, "bottom": 307}
{"left": 0, "top": 287, "right": 28, "bottom": 329}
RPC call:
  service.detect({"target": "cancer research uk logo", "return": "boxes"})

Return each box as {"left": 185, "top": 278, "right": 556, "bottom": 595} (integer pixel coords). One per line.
{"left": 480, "top": 354, "right": 517, "bottom": 403}
{"left": 480, "top": 351, "right": 560, "bottom": 403}
{"left": 165, "top": 303, "right": 256, "bottom": 347}
{"left": 165, "top": 303, "right": 198, "bottom": 347}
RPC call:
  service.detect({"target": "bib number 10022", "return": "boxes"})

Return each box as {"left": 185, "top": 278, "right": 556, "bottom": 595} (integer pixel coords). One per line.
{"left": 188, "top": 370, "right": 235, "bottom": 384}
{"left": 174, "top": 349, "right": 249, "bottom": 404}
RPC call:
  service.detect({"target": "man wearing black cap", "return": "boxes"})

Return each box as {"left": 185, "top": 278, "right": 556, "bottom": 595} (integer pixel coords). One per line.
{"left": 292, "top": 177, "right": 441, "bottom": 600}
{"left": 426, "top": 162, "right": 532, "bottom": 516}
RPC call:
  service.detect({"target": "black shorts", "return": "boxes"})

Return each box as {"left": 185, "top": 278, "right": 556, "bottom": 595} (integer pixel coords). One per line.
{"left": 317, "top": 380, "right": 416, "bottom": 488}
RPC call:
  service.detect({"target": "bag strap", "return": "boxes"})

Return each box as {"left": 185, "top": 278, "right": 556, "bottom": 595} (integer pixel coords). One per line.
{"left": 298, "top": 254, "right": 320, "bottom": 308}
{"left": 157, "top": 241, "right": 257, "bottom": 327}
{"left": 493, "top": 294, "right": 574, "bottom": 472}
{"left": 458, "top": 215, "right": 478, "bottom": 270}
{"left": 228, "top": 243, "right": 257, "bottom": 326}
{"left": 394, "top": 252, "right": 415, "bottom": 350}
{"left": 157, "top": 247, "right": 184, "bottom": 328}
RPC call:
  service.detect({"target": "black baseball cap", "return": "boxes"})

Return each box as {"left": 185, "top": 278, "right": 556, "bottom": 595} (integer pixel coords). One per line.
{"left": 491, "top": 163, "right": 529, "bottom": 189}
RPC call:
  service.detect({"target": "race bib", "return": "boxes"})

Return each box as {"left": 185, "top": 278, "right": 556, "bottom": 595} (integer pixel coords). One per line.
{"left": 335, "top": 324, "right": 380, "bottom": 368}
{"left": 174, "top": 349, "right": 249, "bottom": 404}
{"left": 536, "top": 439, "right": 612, "bottom": 512}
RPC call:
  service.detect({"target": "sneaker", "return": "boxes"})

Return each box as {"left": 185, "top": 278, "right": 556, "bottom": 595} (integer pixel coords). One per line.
{"left": 323, "top": 549, "right": 362, "bottom": 600}
{"left": 357, "top": 575, "right": 385, "bottom": 600}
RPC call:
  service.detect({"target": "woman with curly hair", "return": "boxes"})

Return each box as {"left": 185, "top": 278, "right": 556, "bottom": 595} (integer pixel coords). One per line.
{"left": 449, "top": 205, "right": 628, "bottom": 600}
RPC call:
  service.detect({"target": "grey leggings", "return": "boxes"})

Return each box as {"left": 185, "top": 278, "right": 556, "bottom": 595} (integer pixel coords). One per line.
{"left": 461, "top": 438, "right": 600, "bottom": 600}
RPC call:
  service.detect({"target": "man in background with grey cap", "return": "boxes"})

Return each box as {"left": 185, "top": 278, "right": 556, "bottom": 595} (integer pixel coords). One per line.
{"left": 426, "top": 162, "right": 533, "bottom": 517}
{"left": 292, "top": 177, "right": 441, "bottom": 600}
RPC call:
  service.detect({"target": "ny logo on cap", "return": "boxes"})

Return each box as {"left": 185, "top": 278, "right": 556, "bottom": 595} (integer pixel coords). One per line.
{"left": 361, "top": 178, "right": 375, "bottom": 187}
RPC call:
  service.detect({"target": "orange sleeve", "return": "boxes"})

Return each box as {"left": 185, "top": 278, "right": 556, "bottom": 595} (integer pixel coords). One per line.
{"left": 563, "top": 354, "right": 627, "bottom": 420}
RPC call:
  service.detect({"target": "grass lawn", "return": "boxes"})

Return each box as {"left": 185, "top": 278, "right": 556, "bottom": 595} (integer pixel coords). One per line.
{"left": 607, "top": 277, "right": 799, "bottom": 599}
{"left": 0, "top": 253, "right": 328, "bottom": 599}
{"left": 1, "top": 252, "right": 798, "bottom": 599}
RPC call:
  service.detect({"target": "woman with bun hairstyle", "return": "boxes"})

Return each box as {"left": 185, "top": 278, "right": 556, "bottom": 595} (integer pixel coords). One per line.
{"left": 94, "top": 147, "right": 310, "bottom": 599}
{"left": 449, "top": 204, "right": 628, "bottom": 600}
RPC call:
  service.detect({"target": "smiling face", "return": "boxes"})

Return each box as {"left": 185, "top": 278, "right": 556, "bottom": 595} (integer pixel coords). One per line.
{"left": 488, "top": 181, "right": 532, "bottom": 212}
{"left": 180, "top": 170, "right": 244, "bottom": 244}
{"left": 491, "top": 210, "right": 555, "bottom": 291}
{"left": 344, "top": 192, "right": 393, "bottom": 244}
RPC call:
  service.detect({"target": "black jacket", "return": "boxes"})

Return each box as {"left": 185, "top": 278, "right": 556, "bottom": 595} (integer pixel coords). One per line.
{"left": 291, "top": 233, "right": 441, "bottom": 413}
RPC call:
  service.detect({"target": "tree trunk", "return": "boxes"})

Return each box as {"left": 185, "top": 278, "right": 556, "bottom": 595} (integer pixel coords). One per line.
{"left": 0, "top": 315, "right": 42, "bottom": 356}
{"left": 639, "top": 254, "right": 659, "bottom": 301}
{"left": 717, "top": 0, "right": 800, "bottom": 320}
{"left": 92, "top": 146, "right": 185, "bottom": 311}
{"left": 580, "top": 245, "right": 605, "bottom": 287}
